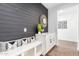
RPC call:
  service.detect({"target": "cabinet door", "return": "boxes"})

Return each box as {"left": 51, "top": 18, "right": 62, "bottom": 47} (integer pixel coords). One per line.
{"left": 46, "top": 34, "right": 51, "bottom": 52}
{"left": 46, "top": 33, "right": 56, "bottom": 53}
{"left": 50, "top": 33, "right": 56, "bottom": 46}
{"left": 41, "top": 35, "right": 46, "bottom": 55}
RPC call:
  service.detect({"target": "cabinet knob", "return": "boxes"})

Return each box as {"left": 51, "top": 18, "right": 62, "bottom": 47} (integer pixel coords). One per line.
{"left": 50, "top": 39, "right": 52, "bottom": 43}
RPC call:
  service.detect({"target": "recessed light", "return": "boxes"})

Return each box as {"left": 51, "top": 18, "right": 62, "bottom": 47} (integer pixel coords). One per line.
{"left": 59, "top": 9, "right": 63, "bottom": 13}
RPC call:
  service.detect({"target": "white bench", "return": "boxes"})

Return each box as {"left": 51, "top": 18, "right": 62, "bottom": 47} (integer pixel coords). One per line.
{"left": 0, "top": 40, "right": 42, "bottom": 56}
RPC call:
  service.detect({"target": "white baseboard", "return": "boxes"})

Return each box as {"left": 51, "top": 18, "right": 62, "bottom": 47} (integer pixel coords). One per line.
{"left": 58, "top": 39, "right": 77, "bottom": 43}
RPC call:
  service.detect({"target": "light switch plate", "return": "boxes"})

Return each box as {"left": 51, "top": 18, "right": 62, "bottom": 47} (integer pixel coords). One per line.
{"left": 24, "top": 27, "right": 27, "bottom": 32}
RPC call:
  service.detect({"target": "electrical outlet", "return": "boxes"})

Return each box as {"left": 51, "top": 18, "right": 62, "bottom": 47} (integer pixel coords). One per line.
{"left": 24, "top": 27, "right": 27, "bottom": 32}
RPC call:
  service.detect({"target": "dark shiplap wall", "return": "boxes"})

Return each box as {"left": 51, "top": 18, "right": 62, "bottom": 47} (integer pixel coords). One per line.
{"left": 0, "top": 3, "right": 48, "bottom": 41}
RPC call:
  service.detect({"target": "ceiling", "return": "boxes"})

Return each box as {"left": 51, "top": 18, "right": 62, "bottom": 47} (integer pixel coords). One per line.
{"left": 42, "top": 3, "right": 62, "bottom": 9}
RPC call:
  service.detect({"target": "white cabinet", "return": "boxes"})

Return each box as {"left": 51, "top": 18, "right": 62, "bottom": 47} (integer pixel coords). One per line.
{"left": 0, "top": 40, "right": 42, "bottom": 56}
{"left": 36, "top": 33, "right": 57, "bottom": 55}
{"left": 46, "top": 33, "right": 56, "bottom": 53}
{"left": 36, "top": 33, "right": 46, "bottom": 55}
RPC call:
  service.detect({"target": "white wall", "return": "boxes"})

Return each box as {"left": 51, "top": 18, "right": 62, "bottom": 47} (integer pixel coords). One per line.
{"left": 77, "top": 6, "right": 79, "bottom": 50}
{"left": 48, "top": 7, "right": 57, "bottom": 42}
{"left": 57, "top": 6, "right": 78, "bottom": 42}
{"left": 48, "top": 7, "right": 57, "bottom": 33}
{"left": 48, "top": 4, "right": 78, "bottom": 42}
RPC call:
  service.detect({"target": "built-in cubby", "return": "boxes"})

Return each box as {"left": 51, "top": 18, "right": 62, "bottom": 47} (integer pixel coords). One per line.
{"left": 36, "top": 44, "right": 42, "bottom": 56}
{"left": 24, "top": 48, "right": 35, "bottom": 56}
{"left": 36, "top": 33, "right": 57, "bottom": 55}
